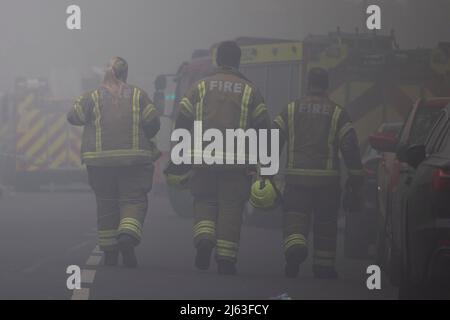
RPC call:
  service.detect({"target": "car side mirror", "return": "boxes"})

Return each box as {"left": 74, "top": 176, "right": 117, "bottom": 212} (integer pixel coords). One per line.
{"left": 404, "top": 144, "right": 426, "bottom": 169}
{"left": 369, "top": 133, "right": 398, "bottom": 153}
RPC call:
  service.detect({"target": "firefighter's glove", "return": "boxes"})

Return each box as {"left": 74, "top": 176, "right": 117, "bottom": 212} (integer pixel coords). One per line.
{"left": 164, "top": 162, "right": 191, "bottom": 189}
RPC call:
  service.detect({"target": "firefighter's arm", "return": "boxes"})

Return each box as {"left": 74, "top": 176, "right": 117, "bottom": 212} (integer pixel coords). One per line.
{"left": 165, "top": 87, "right": 198, "bottom": 175}
{"left": 337, "top": 111, "right": 364, "bottom": 187}
{"left": 273, "top": 106, "right": 289, "bottom": 155}
{"left": 67, "top": 93, "right": 93, "bottom": 126}
{"left": 250, "top": 90, "right": 270, "bottom": 130}
{"left": 175, "top": 84, "right": 199, "bottom": 131}
{"left": 140, "top": 91, "right": 161, "bottom": 139}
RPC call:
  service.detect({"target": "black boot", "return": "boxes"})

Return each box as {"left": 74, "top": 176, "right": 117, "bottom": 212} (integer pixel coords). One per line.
{"left": 285, "top": 246, "right": 308, "bottom": 279}
{"left": 104, "top": 250, "right": 119, "bottom": 266}
{"left": 313, "top": 265, "right": 338, "bottom": 279}
{"left": 195, "top": 240, "right": 214, "bottom": 270}
{"left": 118, "top": 234, "right": 138, "bottom": 268}
{"left": 217, "top": 260, "right": 237, "bottom": 276}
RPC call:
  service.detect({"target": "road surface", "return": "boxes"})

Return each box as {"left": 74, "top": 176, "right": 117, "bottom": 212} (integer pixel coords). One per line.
{"left": 0, "top": 186, "right": 398, "bottom": 300}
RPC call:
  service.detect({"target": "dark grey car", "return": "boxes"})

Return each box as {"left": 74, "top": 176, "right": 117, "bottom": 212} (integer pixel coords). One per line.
{"left": 397, "top": 104, "right": 450, "bottom": 299}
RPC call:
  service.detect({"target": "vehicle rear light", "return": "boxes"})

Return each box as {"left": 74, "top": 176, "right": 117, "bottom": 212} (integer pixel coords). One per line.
{"left": 432, "top": 169, "right": 450, "bottom": 192}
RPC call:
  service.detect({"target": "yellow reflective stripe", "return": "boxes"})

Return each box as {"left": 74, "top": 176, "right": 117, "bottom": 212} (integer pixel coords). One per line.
{"left": 98, "top": 229, "right": 118, "bottom": 247}
{"left": 252, "top": 103, "right": 267, "bottom": 119}
{"left": 285, "top": 168, "right": 339, "bottom": 176}
{"left": 82, "top": 149, "right": 154, "bottom": 159}
{"left": 216, "top": 248, "right": 238, "bottom": 258}
{"left": 217, "top": 240, "right": 238, "bottom": 249}
{"left": 74, "top": 100, "right": 86, "bottom": 123}
{"left": 194, "top": 221, "right": 215, "bottom": 230}
{"left": 314, "top": 250, "right": 336, "bottom": 259}
{"left": 287, "top": 102, "right": 296, "bottom": 169}
{"left": 193, "top": 221, "right": 216, "bottom": 237}
{"left": 132, "top": 88, "right": 141, "bottom": 150}
{"left": 216, "top": 240, "right": 238, "bottom": 258}
{"left": 180, "top": 98, "right": 194, "bottom": 115}
{"left": 284, "top": 234, "right": 307, "bottom": 250}
{"left": 339, "top": 122, "right": 353, "bottom": 141}
{"left": 196, "top": 81, "right": 206, "bottom": 121}
{"left": 98, "top": 239, "right": 118, "bottom": 246}
{"left": 274, "top": 115, "right": 286, "bottom": 132}
{"left": 189, "top": 150, "right": 250, "bottom": 163}
{"left": 327, "top": 106, "right": 342, "bottom": 170}
{"left": 92, "top": 90, "right": 102, "bottom": 152}
{"left": 240, "top": 85, "right": 252, "bottom": 129}
{"left": 98, "top": 230, "right": 118, "bottom": 238}
{"left": 142, "top": 103, "right": 156, "bottom": 121}
{"left": 349, "top": 169, "right": 365, "bottom": 176}
{"left": 119, "top": 217, "right": 143, "bottom": 238}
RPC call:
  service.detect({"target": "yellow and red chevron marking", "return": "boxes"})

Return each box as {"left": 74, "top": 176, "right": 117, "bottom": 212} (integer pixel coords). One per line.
{"left": 15, "top": 109, "right": 83, "bottom": 172}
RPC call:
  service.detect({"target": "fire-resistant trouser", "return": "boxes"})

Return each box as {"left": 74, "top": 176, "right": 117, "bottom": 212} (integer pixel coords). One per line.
{"left": 282, "top": 183, "right": 341, "bottom": 268}
{"left": 87, "top": 164, "right": 154, "bottom": 252}
{"left": 189, "top": 169, "right": 252, "bottom": 263}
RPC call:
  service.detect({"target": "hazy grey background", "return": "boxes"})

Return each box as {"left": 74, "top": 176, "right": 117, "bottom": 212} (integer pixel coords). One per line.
{"left": 0, "top": 0, "right": 449, "bottom": 94}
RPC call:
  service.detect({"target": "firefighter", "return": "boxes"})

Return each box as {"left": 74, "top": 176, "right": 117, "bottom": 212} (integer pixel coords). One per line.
{"left": 273, "top": 67, "right": 364, "bottom": 279}
{"left": 165, "top": 41, "right": 271, "bottom": 275}
{"left": 67, "top": 57, "right": 160, "bottom": 268}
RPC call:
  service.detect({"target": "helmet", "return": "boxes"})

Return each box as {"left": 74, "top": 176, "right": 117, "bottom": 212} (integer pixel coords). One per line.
{"left": 165, "top": 172, "right": 191, "bottom": 190}
{"left": 249, "top": 178, "right": 278, "bottom": 210}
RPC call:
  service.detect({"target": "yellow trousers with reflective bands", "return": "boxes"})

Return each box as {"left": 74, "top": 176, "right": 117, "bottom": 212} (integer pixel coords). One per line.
{"left": 190, "top": 169, "right": 252, "bottom": 263}
{"left": 87, "top": 164, "right": 154, "bottom": 251}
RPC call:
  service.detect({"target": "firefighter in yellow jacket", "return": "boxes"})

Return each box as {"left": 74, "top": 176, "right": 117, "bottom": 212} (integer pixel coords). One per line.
{"left": 166, "top": 41, "right": 271, "bottom": 275}
{"left": 68, "top": 57, "right": 160, "bottom": 268}
{"left": 273, "top": 67, "right": 364, "bottom": 279}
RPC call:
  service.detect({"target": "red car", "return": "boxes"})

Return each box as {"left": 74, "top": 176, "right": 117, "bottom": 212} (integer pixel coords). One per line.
{"left": 369, "top": 97, "right": 450, "bottom": 280}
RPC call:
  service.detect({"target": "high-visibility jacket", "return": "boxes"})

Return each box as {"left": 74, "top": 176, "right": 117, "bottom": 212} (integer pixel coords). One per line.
{"left": 67, "top": 85, "right": 160, "bottom": 167}
{"left": 274, "top": 93, "right": 364, "bottom": 186}
{"left": 174, "top": 67, "right": 271, "bottom": 168}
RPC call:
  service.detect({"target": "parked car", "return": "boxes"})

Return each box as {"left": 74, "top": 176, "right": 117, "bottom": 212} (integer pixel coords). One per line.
{"left": 345, "top": 122, "right": 402, "bottom": 258}
{"left": 395, "top": 104, "right": 450, "bottom": 299}
{"left": 369, "top": 97, "right": 450, "bottom": 293}
{"left": 362, "top": 123, "right": 403, "bottom": 236}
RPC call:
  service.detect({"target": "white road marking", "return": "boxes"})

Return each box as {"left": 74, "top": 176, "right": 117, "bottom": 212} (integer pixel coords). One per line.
{"left": 92, "top": 246, "right": 102, "bottom": 255}
{"left": 86, "top": 255, "right": 102, "bottom": 266}
{"left": 81, "top": 269, "right": 97, "bottom": 284}
{"left": 71, "top": 288, "right": 90, "bottom": 300}
{"left": 70, "top": 245, "right": 104, "bottom": 300}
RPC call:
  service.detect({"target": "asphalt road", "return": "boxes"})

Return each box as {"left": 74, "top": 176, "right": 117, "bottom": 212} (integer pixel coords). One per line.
{"left": 0, "top": 186, "right": 398, "bottom": 300}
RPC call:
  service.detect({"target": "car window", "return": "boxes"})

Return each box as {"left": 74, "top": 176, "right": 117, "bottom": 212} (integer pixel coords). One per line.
{"left": 409, "top": 106, "right": 444, "bottom": 145}
{"left": 425, "top": 112, "right": 446, "bottom": 154}
{"left": 438, "top": 120, "right": 450, "bottom": 154}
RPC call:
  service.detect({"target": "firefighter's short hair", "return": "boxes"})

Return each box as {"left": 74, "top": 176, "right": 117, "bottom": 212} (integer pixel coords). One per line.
{"left": 307, "top": 67, "right": 329, "bottom": 91}
{"left": 216, "top": 41, "right": 241, "bottom": 69}
{"left": 112, "top": 57, "right": 128, "bottom": 82}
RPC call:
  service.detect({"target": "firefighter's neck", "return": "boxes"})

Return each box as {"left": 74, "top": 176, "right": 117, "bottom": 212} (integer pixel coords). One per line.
{"left": 307, "top": 87, "right": 327, "bottom": 97}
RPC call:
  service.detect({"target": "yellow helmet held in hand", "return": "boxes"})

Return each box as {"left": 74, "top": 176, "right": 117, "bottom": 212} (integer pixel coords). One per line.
{"left": 165, "top": 172, "right": 191, "bottom": 190}
{"left": 250, "top": 178, "right": 279, "bottom": 210}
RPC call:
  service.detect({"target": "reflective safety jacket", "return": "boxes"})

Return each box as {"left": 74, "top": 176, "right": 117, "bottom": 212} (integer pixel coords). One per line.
{"left": 174, "top": 67, "right": 271, "bottom": 168}
{"left": 274, "top": 93, "right": 364, "bottom": 186}
{"left": 67, "top": 85, "right": 160, "bottom": 167}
